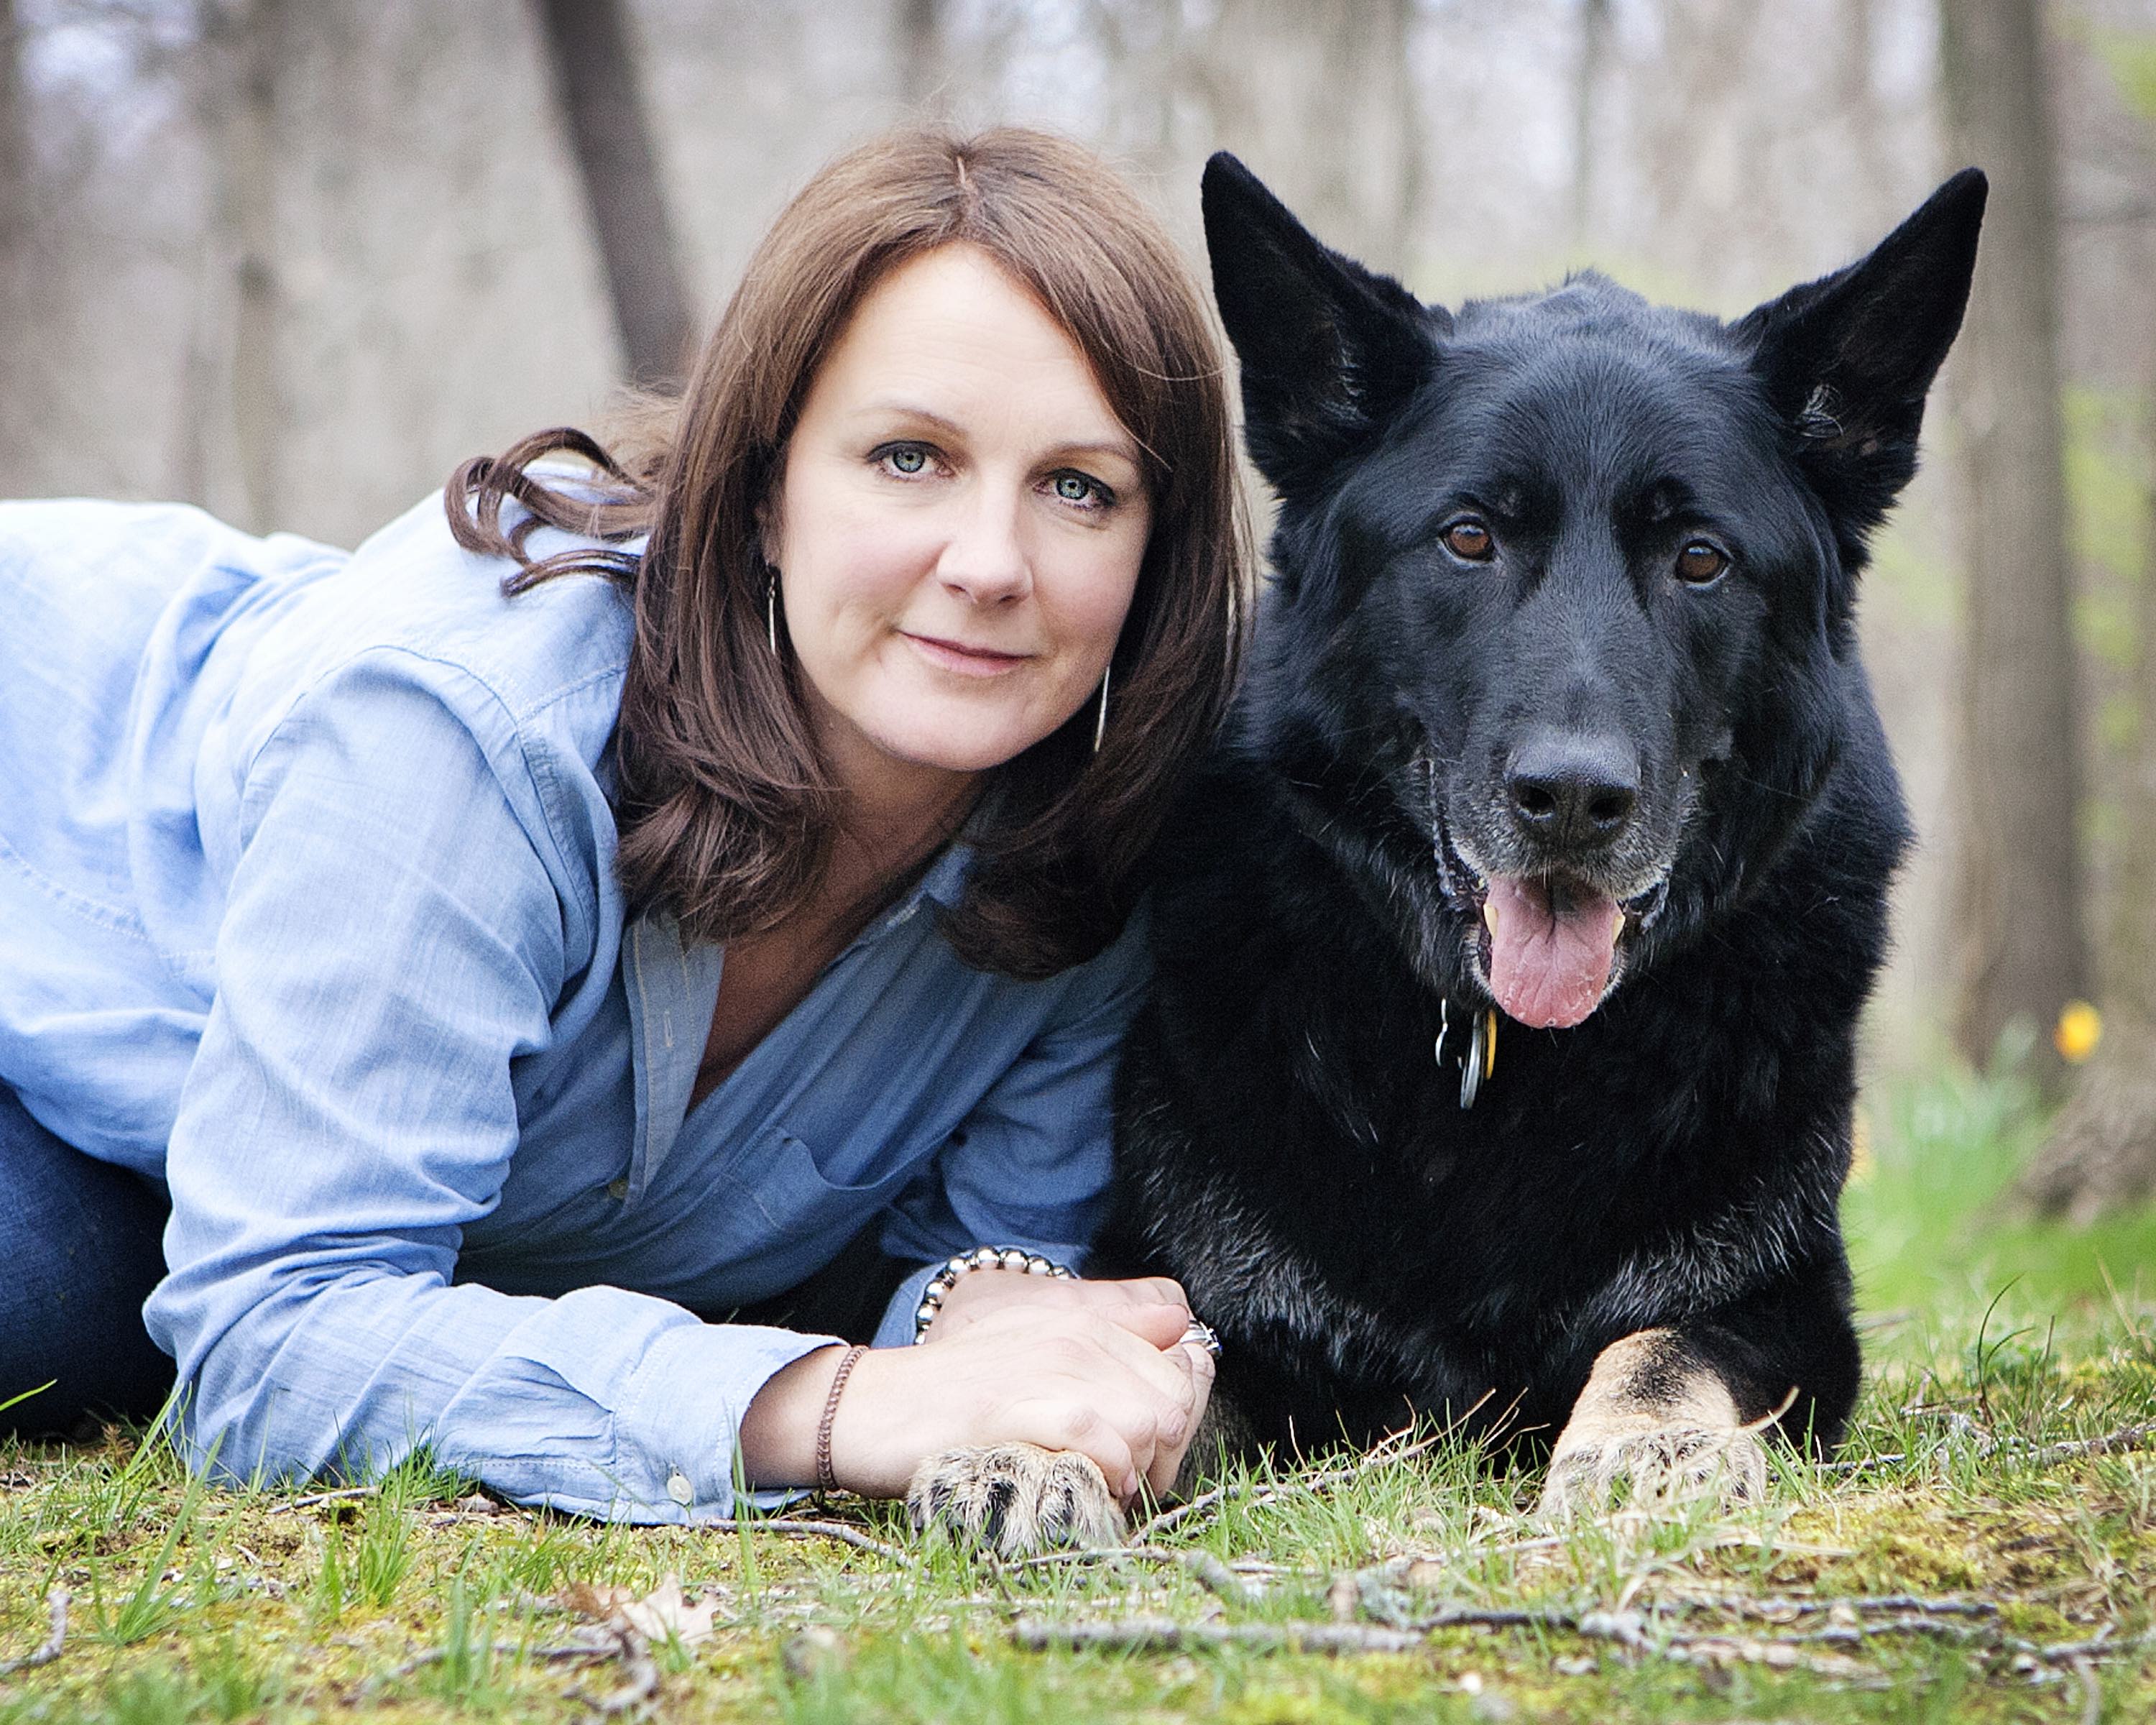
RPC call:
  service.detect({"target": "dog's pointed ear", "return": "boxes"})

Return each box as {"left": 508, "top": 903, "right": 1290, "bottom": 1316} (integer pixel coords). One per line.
{"left": 1202, "top": 152, "right": 1441, "bottom": 498}
{"left": 1737, "top": 168, "right": 1986, "bottom": 543}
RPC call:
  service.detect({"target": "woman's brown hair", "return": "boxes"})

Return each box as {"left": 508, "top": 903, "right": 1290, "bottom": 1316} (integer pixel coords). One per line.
{"left": 447, "top": 127, "right": 1247, "bottom": 978}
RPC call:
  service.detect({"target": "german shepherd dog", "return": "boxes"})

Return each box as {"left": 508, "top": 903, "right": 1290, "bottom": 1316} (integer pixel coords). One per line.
{"left": 909, "top": 156, "right": 1984, "bottom": 1555}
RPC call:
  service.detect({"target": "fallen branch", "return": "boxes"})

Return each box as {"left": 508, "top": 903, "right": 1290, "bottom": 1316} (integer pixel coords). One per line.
{"left": 0, "top": 1588, "right": 68, "bottom": 1678}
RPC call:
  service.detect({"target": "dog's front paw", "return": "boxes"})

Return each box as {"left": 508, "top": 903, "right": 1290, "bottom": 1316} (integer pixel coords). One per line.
{"left": 1538, "top": 1420, "right": 1768, "bottom": 1519}
{"left": 906, "top": 1443, "right": 1126, "bottom": 1558}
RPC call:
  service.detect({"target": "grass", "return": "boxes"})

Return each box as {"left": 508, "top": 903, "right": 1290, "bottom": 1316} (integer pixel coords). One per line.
{"left": 4, "top": 1063, "right": 2154, "bottom": 1721}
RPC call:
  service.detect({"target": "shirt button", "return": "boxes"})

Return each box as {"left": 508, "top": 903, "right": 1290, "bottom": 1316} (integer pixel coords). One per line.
{"left": 665, "top": 1470, "right": 694, "bottom": 1506}
{"left": 607, "top": 1178, "right": 629, "bottom": 1202}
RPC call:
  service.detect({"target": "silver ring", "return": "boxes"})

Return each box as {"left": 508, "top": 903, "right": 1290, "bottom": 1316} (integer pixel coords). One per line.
{"left": 1180, "top": 1320, "right": 1222, "bottom": 1358}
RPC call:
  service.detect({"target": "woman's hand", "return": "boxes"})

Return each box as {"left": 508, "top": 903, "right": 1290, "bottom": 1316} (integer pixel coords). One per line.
{"left": 738, "top": 1282, "right": 1214, "bottom": 1504}
{"left": 923, "top": 1267, "right": 1195, "bottom": 1346}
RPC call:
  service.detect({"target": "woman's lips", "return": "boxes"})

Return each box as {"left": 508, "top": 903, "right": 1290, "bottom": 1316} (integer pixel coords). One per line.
{"left": 903, "top": 632, "right": 1034, "bottom": 678}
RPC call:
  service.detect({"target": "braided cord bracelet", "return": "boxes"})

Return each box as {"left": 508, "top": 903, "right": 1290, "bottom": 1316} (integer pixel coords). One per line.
{"left": 814, "top": 1343, "right": 867, "bottom": 1494}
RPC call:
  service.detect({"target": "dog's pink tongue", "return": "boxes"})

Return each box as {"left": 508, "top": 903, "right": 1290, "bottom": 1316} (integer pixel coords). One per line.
{"left": 1484, "top": 876, "right": 1621, "bottom": 1030}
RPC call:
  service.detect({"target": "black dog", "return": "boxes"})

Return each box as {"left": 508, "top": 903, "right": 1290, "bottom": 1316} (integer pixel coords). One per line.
{"left": 1094, "top": 156, "right": 1984, "bottom": 1516}
{"left": 908, "top": 157, "right": 1984, "bottom": 1555}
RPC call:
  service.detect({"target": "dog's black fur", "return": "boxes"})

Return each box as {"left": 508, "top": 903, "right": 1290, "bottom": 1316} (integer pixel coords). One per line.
{"left": 1100, "top": 158, "right": 1985, "bottom": 1476}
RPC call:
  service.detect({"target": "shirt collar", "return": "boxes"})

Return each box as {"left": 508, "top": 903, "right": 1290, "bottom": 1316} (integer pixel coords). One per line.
{"left": 917, "top": 841, "right": 973, "bottom": 911}
{"left": 618, "top": 840, "right": 974, "bottom": 1205}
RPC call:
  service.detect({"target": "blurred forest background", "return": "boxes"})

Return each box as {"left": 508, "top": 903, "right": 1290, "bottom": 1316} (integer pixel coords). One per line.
{"left": 3, "top": 0, "right": 2154, "bottom": 1213}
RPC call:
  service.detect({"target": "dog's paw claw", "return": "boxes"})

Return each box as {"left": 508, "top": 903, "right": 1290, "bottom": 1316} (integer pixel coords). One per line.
{"left": 1538, "top": 1425, "right": 1767, "bottom": 1519}
{"left": 906, "top": 1443, "right": 1126, "bottom": 1558}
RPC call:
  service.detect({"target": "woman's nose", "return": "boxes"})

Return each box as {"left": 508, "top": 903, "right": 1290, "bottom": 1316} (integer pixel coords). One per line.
{"left": 936, "top": 484, "right": 1032, "bottom": 607}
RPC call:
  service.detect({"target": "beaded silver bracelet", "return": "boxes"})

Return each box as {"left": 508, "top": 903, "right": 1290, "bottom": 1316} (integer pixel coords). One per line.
{"left": 911, "top": 1245, "right": 1075, "bottom": 1343}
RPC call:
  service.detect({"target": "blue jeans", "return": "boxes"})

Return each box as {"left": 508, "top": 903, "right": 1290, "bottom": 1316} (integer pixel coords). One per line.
{"left": 0, "top": 1086, "right": 174, "bottom": 1435}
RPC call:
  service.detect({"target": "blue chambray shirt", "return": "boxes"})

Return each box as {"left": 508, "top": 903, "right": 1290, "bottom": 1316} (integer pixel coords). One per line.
{"left": 0, "top": 491, "right": 1147, "bottom": 1521}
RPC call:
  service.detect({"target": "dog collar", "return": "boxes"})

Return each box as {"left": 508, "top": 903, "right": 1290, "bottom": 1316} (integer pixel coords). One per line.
{"left": 1434, "top": 1000, "right": 1498, "bottom": 1108}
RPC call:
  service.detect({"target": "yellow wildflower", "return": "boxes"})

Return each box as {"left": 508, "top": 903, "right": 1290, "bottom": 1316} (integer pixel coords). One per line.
{"left": 2055, "top": 1000, "right": 2103, "bottom": 1065}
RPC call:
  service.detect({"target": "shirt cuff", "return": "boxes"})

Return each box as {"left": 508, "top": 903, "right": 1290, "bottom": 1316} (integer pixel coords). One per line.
{"left": 873, "top": 1261, "right": 944, "bottom": 1351}
{"left": 441, "top": 1293, "right": 845, "bottom": 1524}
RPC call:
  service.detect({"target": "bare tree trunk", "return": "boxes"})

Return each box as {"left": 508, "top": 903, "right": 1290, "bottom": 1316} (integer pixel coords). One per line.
{"left": 898, "top": 0, "right": 945, "bottom": 116}
{"left": 1838, "top": 0, "right": 1889, "bottom": 232}
{"left": 2018, "top": 348, "right": 2156, "bottom": 1220}
{"left": 2116, "top": 365, "right": 2156, "bottom": 1029}
{"left": 226, "top": 0, "right": 283, "bottom": 533}
{"left": 1941, "top": 0, "right": 2087, "bottom": 1081}
{"left": 164, "top": 0, "right": 290, "bottom": 528}
{"left": 1190, "top": 0, "right": 1419, "bottom": 273}
{"left": 0, "top": 0, "right": 24, "bottom": 252}
{"left": 171, "top": 3, "right": 234, "bottom": 509}
{"left": 1570, "top": 0, "right": 1608, "bottom": 252}
{"left": 1636, "top": 0, "right": 1765, "bottom": 251}
{"left": 1386, "top": 0, "right": 1423, "bottom": 277}
{"left": 530, "top": 0, "right": 693, "bottom": 387}
{"left": 0, "top": 0, "right": 24, "bottom": 482}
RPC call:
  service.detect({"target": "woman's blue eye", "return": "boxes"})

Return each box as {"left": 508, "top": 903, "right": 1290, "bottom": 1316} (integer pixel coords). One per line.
{"left": 1053, "top": 472, "right": 1106, "bottom": 506}
{"left": 888, "top": 446, "right": 929, "bottom": 475}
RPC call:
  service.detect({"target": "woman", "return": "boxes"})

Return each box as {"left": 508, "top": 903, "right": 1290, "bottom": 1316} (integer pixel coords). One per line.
{"left": 0, "top": 128, "right": 1245, "bottom": 1521}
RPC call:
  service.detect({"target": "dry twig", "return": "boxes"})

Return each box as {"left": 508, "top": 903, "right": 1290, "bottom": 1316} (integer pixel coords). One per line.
{"left": 1824, "top": 1418, "right": 2156, "bottom": 1478}
{"left": 2019, "top": 1624, "right": 2156, "bottom": 1665}
{"left": 268, "top": 1484, "right": 379, "bottom": 1515}
{"left": 1004, "top": 1542, "right": 1184, "bottom": 1572}
{"left": 2024, "top": 1422, "right": 2156, "bottom": 1467}
{"left": 1012, "top": 1608, "right": 1876, "bottom": 1676}
{"left": 0, "top": 1589, "right": 68, "bottom": 1678}
{"left": 358, "top": 1634, "right": 622, "bottom": 1694}
{"left": 1179, "top": 1549, "right": 1261, "bottom": 1609}
{"left": 2070, "top": 1655, "right": 2101, "bottom": 1725}
{"left": 702, "top": 1515, "right": 914, "bottom": 1565}
{"left": 564, "top": 1629, "right": 660, "bottom": 1716}
{"left": 1631, "top": 1591, "right": 1998, "bottom": 1624}
{"left": 269, "top": 1484, "right": 908, "bottom": 1562}
{"left": 1014, "top": 1616, "right": 1427, "bottom": 1655}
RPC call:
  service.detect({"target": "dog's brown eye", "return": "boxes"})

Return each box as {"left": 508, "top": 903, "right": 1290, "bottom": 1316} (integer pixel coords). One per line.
{"left": 1443, "top": 520, "right": 1494, "bottom": 561}
{"left": 1676, "top": 540, "right": 1728, "bottom": 584}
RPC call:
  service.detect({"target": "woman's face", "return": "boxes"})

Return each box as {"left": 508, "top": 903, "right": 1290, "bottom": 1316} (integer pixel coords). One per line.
{"left": 768, "top": 243, "right": 1151, "bottom": 811}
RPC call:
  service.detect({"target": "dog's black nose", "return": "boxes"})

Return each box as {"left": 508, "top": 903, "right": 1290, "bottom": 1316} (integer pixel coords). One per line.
{"left": 1506, "top": 733, "right": 1639, "bottom": 851}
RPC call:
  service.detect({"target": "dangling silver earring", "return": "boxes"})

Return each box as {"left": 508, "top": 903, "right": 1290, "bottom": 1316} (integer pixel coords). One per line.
{"left": 765, "top": 571, "right": 780, "bottom": 657}
{"left": 1092, "top": 663, "right": 1111, "bottom": 755}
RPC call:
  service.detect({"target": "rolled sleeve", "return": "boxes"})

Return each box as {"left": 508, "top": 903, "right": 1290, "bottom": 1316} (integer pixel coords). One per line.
{"left": 147, "top": 652, "right": 824, "bottom": 1520}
